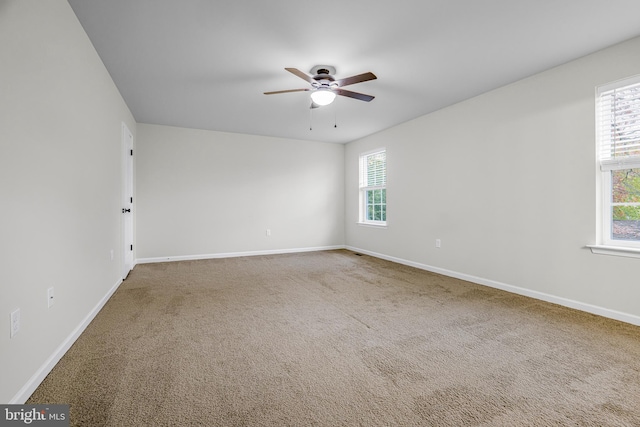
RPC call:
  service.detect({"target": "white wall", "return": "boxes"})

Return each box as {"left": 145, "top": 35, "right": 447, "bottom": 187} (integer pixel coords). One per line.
{"left": 346, "top": 36, "right": 640, "bottom": 323}
{"left": 135, "top": 124, "right": 344, "bottom": 261}
{"left": 0, "top": 0, "right": 135, "bottom": 403}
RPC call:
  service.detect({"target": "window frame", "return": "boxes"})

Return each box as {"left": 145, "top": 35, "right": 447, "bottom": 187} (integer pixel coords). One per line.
{"left": 596, "top": 75, "right": 640, "bottom": 250}
{"left": 358, "top": 148, "right": 387, "bottom": 227}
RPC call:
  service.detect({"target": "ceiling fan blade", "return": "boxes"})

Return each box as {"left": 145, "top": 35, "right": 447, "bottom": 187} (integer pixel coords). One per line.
{"left": 264, "top": 88, "right": 310, "bottom": 95}
{"left": 335, "top": 88, "right": 375, "bottom": 102}
{"left": 334, "top": 72, "right": 377, "bottom": 87}
{"left": 285, "top": 68, "right": 315, "bottom": 84}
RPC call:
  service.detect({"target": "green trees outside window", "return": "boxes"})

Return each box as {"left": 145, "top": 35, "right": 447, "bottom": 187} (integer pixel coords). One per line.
{"left": 611, "top": 168, "right": 640, "bottom": 241}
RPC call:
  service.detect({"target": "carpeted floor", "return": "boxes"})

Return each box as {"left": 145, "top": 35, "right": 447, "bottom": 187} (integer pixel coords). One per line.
{"left": 28, "top": 250, "right": 640, "bottom": 426}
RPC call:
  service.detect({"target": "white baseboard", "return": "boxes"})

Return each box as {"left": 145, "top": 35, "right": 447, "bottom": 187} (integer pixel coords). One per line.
{"left": 10, "top": 278, "right": 124, "bottom": 404}
{"left": 346, "top": 246, "right": 640, "bottom": 327}
{"left": 135, "top": 245, "right": 346, "bottom": 264}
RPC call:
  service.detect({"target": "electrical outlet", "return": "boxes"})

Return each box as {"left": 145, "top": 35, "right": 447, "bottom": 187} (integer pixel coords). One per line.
{"left": 266, "top": 229, "right": 271, "bottom": 237}
{"left": 10, "top": 309, "right": 20, "bottom": 338}
{"left": 435, "top": 239, "right": 441, "bottom": 248}
{"left": 47, "top": 287, "right": 54, "bottom": 308}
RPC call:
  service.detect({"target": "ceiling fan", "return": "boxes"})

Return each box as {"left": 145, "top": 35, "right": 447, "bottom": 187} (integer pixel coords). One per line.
{"left": 264, "top": 65, "right": 377, "bottom": 107}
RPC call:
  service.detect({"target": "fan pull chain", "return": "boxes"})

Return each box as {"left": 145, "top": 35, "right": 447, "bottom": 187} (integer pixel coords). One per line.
{"left": 334, "top": 101, "right": 338, "bottom": 128}
{"left": 309, "top": 106, "right": 313, "bottom": 131}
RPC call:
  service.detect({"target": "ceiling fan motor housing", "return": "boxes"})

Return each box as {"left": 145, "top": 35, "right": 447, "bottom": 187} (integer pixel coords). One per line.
{"left": 310, "top": 65, "right": 336, "bottom": 76}
{"left": 312, "top": 67, "right": 336, "bottom": 89}
{"left": 314, "top": 69, "right": 334, "bottom": 80}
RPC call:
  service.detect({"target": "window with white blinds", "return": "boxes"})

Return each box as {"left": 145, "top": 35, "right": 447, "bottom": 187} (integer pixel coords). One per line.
{"left": 597, "top": 76, "right": 640, "bottom": 170}
{"left": 359, "top": 149, "right": 387, "bottom": 225}
{"left": 596, "top": 75, "right": 640, "bottom": 248}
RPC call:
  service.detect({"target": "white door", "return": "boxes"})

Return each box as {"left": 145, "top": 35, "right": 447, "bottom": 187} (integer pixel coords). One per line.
{"left": 122, "top": 123, "right": 134, "bottom": 279}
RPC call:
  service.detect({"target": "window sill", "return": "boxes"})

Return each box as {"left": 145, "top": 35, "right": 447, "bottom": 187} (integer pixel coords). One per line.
{"left": 357, "top": 222, "right": 387, "bottom": 228}
{"left": 586, "top": 245, "right": 640, "bottom": 259}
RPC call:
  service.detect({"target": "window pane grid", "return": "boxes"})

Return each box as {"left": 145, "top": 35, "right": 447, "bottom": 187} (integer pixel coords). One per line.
{"left": 365, "top": 189, "right": 386, "bottom": 222}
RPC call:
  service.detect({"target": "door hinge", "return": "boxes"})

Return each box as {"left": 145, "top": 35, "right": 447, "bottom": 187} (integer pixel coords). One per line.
{"left": 130, "top": 244, "right": 133, "bottom": 251}
{"left": 130, "top": 149, "right": 133, "bottom": 156}
{"left": 130, "top": 197, "right": 133, "bottom": 203}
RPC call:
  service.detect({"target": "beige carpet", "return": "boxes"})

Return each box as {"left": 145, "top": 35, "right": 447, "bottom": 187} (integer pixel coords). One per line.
{"left": 28, "top": 250, "right": 640, "bottom": 426}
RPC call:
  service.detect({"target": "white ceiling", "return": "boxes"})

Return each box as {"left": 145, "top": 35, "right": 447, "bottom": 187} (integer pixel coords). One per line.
{"left": 68, "top": 0, "right": 640, "bottom": 144}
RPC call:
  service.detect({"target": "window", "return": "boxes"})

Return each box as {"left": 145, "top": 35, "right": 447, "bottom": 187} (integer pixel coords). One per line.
{"left": 596, "top": 75, "right": 640, "bottom": 248}
{"left": 359, "top": 149, "right": 387, "bottom": 225}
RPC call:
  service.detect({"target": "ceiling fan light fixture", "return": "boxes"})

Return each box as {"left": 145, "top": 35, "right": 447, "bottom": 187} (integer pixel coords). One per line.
{"left": 310, "top": 88, "right": 336, "bottom": 106}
